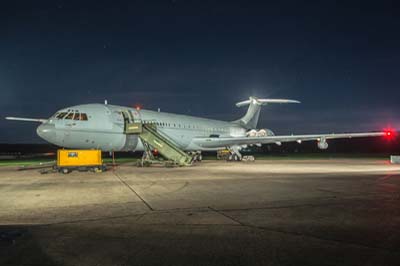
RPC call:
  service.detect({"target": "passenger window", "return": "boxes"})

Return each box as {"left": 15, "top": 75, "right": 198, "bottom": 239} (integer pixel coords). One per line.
{"left": 81, "top": 113, "right": 88, "bottom": 121}
{"left": 65, "top": 112, "right": 74, "bottom": 119}
{"left": 73, "top": 113, "right": 80, "bottom": 120}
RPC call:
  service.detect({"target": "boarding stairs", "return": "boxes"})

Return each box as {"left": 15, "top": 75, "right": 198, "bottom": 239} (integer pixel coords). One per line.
{"left": 124, "top": 121, "right": 193, "bottom": 166}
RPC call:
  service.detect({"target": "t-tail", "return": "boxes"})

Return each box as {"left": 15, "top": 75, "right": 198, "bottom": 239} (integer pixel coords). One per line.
{"left": 234, "top": 96, "right": 300, "bottom": 129}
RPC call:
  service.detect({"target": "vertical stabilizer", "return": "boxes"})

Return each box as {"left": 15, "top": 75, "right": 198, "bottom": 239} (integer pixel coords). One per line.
{"left": 234, "top": 97, "right": 300, "bottom": 129}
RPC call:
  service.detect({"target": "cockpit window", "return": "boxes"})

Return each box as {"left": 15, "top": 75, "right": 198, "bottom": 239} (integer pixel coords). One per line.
{"left": 73, "top": 112, "right": 80, "bottom": 120}
{"left": 56, "top": 112, "right": 68, "bottom": 119}
{"left": 55, "top": 111, "right": 88, "bottom": 120}
{"left": 65, "top": 112, "right": 74, "bottom": 120}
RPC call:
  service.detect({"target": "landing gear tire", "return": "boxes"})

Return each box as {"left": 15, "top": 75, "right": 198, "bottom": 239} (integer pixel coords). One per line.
{"left": 228, "top": 154, "right": 241, "bottom": 161}
{"left": 191, "top": 153, "right": 202, "bottom": 163}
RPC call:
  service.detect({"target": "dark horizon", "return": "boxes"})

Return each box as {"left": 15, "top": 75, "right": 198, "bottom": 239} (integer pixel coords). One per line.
{"left": 1, "top": 1, "right": 399, "bottom": 143}
{"left": 1, "top": 137, "right": 399, "bottom": 155}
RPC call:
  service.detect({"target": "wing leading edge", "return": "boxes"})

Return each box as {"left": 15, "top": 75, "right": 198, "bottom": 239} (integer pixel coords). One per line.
{"left": 193, "top": 132, "right": 385, "bottom": 149}
{"left": 5, "top": 117, "right": 47, "bottom": 123}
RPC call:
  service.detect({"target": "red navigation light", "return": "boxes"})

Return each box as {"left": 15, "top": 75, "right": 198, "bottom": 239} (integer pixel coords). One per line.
{"left": 383, "top": 128, "right": 396, "bottom": 140}
{"left": 134, "top": 104, "right": 142, "bottom": 111}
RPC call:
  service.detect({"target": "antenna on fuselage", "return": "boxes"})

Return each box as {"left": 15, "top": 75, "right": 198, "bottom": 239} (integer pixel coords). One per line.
{"left": 104, "top": 100, "right": 108, "bottom": 105}
{"left": 157, "top": 108, "right": 160, "bottom": 112}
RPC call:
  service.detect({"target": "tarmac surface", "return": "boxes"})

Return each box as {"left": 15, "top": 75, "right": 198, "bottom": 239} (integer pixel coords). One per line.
{"left": 1, "top": 158, "right": 400, "bottom": 266}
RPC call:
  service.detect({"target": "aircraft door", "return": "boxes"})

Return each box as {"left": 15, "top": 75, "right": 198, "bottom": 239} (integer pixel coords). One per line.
{"left": 130, "top": 109, "right": 142, "bottom": 123}
{"left": 121, "top": 110, "right": 131, "bottom": 129}
{"left": 122, "top": 109, "right": 142, "bottom": 134}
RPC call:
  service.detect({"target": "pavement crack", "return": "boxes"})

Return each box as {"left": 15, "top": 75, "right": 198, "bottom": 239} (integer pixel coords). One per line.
{"left": 113, "top": 171, "right": 154, "bottom": 211}
{"left": 208, "top": 206, "right": 400, "bottom": 254}
{"left": 250, "top": 225, "right": 400, "bottom": 254}
{"left": 28, "top": 212, "right": 149, "bottom": 227}
{"left": 207, "top": 206, "right": 244, "bottom": 226}
{"left": 317, "top": 188, "right": 341, "bottom": 194}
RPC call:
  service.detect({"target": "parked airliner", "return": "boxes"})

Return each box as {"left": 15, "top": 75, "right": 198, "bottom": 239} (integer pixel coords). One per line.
{"left": 6, "top": 97, "right": 388, "bottom": 160}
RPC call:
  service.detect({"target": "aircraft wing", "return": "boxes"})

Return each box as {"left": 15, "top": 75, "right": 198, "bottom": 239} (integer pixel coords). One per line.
{"left": 5, "top": 117, "right": 47, "bottom": 123}
{"left": 193, "top": 132, "right": 386, "bottom": 149}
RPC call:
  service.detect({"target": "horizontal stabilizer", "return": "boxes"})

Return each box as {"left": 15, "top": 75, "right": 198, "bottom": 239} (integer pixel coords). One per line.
{"left": 236, "top": 98, "right": 300, "bottom": 107}
{"left": 5, "top": 117, "right": 47, "bottom": 123}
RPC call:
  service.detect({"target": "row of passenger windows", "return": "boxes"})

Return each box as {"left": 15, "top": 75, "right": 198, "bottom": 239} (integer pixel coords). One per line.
{"left": 143, "top": 120, "right": 229, "bottom": 132}
{"left": 55, "top": 112, "right": 88, "bottom": 121}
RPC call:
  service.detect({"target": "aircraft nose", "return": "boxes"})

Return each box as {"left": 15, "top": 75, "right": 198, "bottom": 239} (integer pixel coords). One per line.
{"left": 36, "top": 123, "right": 56, "bottom": 143}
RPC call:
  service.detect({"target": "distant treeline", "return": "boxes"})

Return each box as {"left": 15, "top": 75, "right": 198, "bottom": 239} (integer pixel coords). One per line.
{"left": 0, "top": 137, "right": 399, "bottom": 156}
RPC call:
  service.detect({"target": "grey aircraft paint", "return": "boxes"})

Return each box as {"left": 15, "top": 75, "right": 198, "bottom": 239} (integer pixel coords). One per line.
{"left": 7, "top": 97, "right": 385, "bottom": 153}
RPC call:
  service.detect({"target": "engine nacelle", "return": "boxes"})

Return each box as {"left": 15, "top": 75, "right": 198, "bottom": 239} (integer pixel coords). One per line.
{"left": 256, "top": 129, "right": 267, "bottom": 137}
{"left": 246, "top": 129, "right": 272, "bottom": 137}
{"left": 317, "top": 139, "right": 328, "bottom": 150}
{"left": 247, "top": 129, "right": 258, "bottom": 137}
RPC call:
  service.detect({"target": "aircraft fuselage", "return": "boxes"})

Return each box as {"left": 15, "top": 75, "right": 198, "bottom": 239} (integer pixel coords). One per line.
{"left": 36, "top": 104, "right": 258, "bottom": 152}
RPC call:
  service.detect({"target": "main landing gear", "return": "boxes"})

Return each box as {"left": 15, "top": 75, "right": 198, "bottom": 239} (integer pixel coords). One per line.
{"left": 189, "top": 151, "right": 203, "bottom": 163}
{"left": 226, "top": 145, "right": 243, "bottom": 162}
{"left": 226, "top": 146, "right": 256, "bottom": 162}
{"left": 228, "top": 153, "right": 241, "bottom": 161}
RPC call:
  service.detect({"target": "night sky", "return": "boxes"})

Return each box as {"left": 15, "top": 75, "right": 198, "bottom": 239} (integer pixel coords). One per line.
{"left": 1, "top": 1, "right": 399, "bottom": 143}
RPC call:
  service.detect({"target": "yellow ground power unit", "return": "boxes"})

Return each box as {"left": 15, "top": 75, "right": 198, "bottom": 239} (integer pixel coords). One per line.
{"left": 57, "top": 149, "right": 106, "bottom": 174}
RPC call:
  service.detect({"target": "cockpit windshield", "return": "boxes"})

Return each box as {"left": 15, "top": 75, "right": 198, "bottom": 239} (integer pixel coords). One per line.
{"left": 54, "top": 110, "right": 89, "bottom": 121}
{"left": 56, "top": 112, "right": 68, "bottom": 119}
{"left": 65, "top": 113, "right": 74, "bottom": 119}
